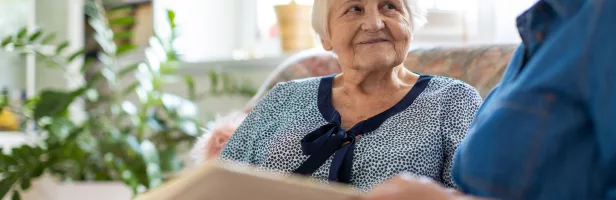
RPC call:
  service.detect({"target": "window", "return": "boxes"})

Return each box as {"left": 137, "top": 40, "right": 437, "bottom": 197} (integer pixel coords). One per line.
{"left": 152, "top": 0, "right": 532, "bottom": 62}
{"left": 255, "top": 0, "right": 480, "bottom": 48}
{"left": 421, "top": 0, "right": 477, "bottom": 11}
{"left": 256, "top": 0, "right": 477, "bottom": 37}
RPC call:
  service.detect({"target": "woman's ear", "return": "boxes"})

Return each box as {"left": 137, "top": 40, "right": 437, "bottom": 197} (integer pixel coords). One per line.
{"left": 320, "top": 38, "right": 333, "bottom": 51}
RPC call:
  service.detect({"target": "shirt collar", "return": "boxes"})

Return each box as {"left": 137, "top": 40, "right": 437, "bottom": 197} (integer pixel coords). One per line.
{"left": 515, "top": 0, "right": 586, "bottom": 34}
{"left": 543, "top": 0, "right": 586, "bottom": 18}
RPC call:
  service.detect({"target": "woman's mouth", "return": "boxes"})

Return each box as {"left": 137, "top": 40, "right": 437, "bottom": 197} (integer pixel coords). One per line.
{"left": 358, "top": 38, "right": 389, "bottom": 45}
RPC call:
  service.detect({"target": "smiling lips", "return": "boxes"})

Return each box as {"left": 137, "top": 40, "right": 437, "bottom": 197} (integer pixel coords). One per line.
{"left": 358, "top": 38, "right": 390, "bottom": 45}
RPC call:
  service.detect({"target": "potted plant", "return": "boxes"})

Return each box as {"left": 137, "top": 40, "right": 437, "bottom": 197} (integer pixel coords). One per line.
{"left": 0, "top": 0, "right": 255, "bottom": 199}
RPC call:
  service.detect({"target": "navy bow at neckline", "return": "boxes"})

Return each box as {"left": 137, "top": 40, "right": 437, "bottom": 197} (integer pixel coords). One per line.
{"left": 292, "top": 123, "right": 361, "bottom": 184}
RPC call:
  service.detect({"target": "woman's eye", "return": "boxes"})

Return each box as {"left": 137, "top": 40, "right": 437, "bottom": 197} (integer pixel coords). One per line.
{"left": 382, "top": 4, "right": 395, "bottom": 10}
{"left": 347, "top": 6, "right": 361, "bottom": 12}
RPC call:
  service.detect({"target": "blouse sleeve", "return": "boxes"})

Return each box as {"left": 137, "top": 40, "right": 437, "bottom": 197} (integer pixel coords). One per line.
{"left": 439, "top": 82, "right": 482, "bottom": 188}
{"left": 219, "top": 82, "right": 290, "bottom": 165}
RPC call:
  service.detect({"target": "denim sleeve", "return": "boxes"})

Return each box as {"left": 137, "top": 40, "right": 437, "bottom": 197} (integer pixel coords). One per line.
{"left": 584, "top": 1, "right": 616, "bottom": 197}
{"left": 452, "top": 1, "right": 616, "bottom": 199}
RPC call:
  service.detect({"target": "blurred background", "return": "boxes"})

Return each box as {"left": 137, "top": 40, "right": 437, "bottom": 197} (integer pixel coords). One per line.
{"left": 0, "top": 0, "right": 537, "bottom": 199}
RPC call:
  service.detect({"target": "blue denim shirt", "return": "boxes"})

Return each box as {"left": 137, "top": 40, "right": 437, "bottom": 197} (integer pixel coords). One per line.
{"left": 451, "top": 0, "right": 616, "bottom": 199}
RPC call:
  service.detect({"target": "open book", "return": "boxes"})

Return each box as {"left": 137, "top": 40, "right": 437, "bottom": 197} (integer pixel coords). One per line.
{"left": 135, "top": 162, "right": 360, "bottom": 200}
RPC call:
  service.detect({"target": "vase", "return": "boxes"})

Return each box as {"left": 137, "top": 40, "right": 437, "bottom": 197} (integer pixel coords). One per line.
{"left": 274, "top": 0, "right": 316, "bottom": 53}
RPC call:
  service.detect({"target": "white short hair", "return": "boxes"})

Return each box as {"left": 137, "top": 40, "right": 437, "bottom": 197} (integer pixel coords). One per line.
{"left": 312, "top": 0, "right": 427, "bottom": 41}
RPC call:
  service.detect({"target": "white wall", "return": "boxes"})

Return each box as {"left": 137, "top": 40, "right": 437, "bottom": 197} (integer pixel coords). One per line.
{"left": 34, "top": 0, "right": 85, "bottom": 92}
{"left": 153, "top": 0, "right": 242, "bottom": 62}
{"left": 0, "top": 0, "right": 33, "bottom": 92}
{"left": 169, "top": 68, "right": 272, "bottom": 122}
{"left": 152, "top": 0, "right": 538, "bottom": 62}
{"left": 493, "top": 0, "right": 538, "bottom": 43}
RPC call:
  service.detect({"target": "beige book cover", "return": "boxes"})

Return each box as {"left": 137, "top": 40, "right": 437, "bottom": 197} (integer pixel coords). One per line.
{"left": 135, "top": 162, "right": 360, "bottom": 200}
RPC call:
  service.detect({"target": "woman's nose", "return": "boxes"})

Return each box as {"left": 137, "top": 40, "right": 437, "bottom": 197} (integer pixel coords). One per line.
{"left": 360, "top": 10, "right": 385, "bottom": 32}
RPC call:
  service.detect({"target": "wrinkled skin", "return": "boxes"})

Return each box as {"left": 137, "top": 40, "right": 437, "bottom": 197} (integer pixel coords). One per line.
{"left": 322, "top": 0, "right": 413, "bottom": 73}
{"left": 323, "top": 0, "right": 420, "bottom": 130}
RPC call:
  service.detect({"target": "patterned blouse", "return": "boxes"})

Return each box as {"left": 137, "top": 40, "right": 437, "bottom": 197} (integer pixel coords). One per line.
{"left": 219, "top": 74, "right": 482, "bottom": 192}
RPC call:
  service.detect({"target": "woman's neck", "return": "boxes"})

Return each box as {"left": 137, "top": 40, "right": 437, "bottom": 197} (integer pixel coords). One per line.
{"left": 333, "top": 65, "right": 419, "bottom": 96}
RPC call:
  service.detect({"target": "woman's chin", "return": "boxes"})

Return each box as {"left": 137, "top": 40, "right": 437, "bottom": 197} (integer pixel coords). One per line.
{"left": 355, "top": 53, "right": 399, "bottom": 70}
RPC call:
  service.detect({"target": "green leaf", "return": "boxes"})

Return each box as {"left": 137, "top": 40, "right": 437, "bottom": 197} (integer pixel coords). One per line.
{"left": 55, "top": 41, "right": 70, "bottom": 54}
{"left": 22, "top": 96, "right": 39, "bottom": 112}
{"left": 80, "top": 57, "right": 97, "bottom": 73}
{"left": 122, "top": 81, "right": 140, "bottom": 96}
{"left": 140, "top": 140, "right": 163, "bottom": 188}
{"left": 41, "top": 33, "right": 56, "bottom": 44}
{"left": 1, "top": 36, "right": 12, "bottom": 47}
{"left": 119, "top": 63, "right": 139, "bottom": 77}
{"left": 159, "top": 148, "right": 182, "bottom": 172}
{"left": 10, "top": 146, "right": 27, "bottom": 164}
{"left": 67, "top": 49, "right": 85, "bottom": 62}
{"left": 223, "top": 74, "right": 233, "bottom": 89}
{"left": 107, "top": 5, "right": 133, "bottom": 15}
{"left": 11, "top": 191, "right": 20, "bottom": 200}
{"left": 33, "top": 90, "right": 76, "bottom": 120}
{"left": 0, "top": 152, "right": 18, "bottom": 166}
{"left": 31, "top": 165, "right": 45, "bottom": 178}
{"left": 159, "top": 63, "right": 178, "bottom": 75}
{"left": 47, "top": 117, "right": 76, "bottom": 140}
{"left": 113, "top": 31, "right": 134, "bottom": 41}
{"left": 109, "top": 16, "right": 135, "bottom": 26}
{"left": 117, "top": 43, "right": 137, "bottom": 55}
{"left": 28, "top": 30, "right": 42, "bottom": 42}
{"left": 124, "top": 135, "right": 142, "bottom": 154}
{"left": 208, "top": 70, "right": 219, "bottom": 91}
{"left": 0, "top": 175, "right": 17, "bottom": 199}
{"left": 20, "top": 178, "right": 31, "bottom": 191}
{"left": 184, "top": 75, "right": 196, "bottom": 100}
{"left": 64, "top": 126, "right": 84, "bottom": 142}
{"left": 16, "top": 27, "right": 28, "bottom": 39}
{"left": 166, "top": 9, "right": 176, "bottom": 28}
{"left": 18, "top": 145, "right": 37, "bottom": 164}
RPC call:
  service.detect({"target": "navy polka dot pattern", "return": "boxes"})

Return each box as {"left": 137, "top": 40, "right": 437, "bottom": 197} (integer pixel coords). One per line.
{"left": 219, "top": 75, "right": 482, "bottom": 192}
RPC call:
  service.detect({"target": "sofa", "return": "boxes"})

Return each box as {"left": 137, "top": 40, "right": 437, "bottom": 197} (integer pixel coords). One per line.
{"left": 192, "top": 44, "right": 519, "bottom": 163}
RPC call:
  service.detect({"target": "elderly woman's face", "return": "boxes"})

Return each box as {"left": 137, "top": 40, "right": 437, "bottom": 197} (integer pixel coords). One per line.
{"left": 323, "top": 0, "right": 413, "bottom": 71}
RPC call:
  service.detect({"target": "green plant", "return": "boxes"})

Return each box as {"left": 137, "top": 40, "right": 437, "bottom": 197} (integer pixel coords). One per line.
{"left": 0, "top": 0, "right": 255, "bottom": 199}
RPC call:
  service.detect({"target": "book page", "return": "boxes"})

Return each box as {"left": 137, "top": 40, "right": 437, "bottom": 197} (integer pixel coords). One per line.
{"left": 135, "top": 162, "right": 360, "bottom": 200}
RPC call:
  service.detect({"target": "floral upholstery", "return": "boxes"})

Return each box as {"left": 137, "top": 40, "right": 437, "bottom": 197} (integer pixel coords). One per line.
{"left": 403, "top": 45, "right": 518, "bottom": 97}
{"left": 245, "top": 44, "right": 518, "bottom": 110}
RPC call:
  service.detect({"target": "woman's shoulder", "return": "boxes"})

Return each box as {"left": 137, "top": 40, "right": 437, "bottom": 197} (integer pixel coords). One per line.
{"left": 266, "top": 76, "right": 324, "bottom": 97}
{"left": 272, "top": 76, "right": 323, "bottom": 91}
{"left": 422, "top": 75, "right": 483, "bottom": 118}
{"left": 424, "top": 75, "right": 482, "bottom": 101}
{"left": 254, "top": 76, "right": 327, "bottom": 109}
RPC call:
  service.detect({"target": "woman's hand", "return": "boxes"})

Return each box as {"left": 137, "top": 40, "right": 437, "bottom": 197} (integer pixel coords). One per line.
{"left": 357, "top": 175, "right": 482, "bottom": 200}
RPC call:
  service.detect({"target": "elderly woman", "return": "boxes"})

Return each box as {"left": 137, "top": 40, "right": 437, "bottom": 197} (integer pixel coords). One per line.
{"left": 219, "top": 0, "right": 482, "bottom": 192}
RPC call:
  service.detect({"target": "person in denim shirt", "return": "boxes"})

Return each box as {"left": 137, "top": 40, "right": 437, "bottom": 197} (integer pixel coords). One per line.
{"left": 359, "top": 0, "right": 616, "bottom": 199}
